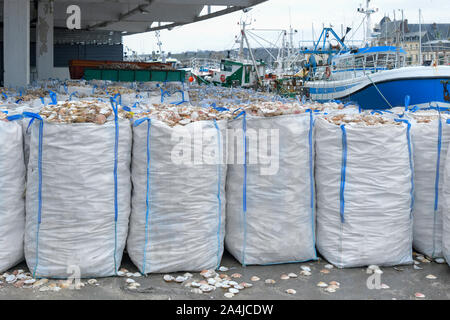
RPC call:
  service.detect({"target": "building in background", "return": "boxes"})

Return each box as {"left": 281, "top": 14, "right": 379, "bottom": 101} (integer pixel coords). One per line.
{"left": 373, "top": 17, "right": 450, "bottom": 65}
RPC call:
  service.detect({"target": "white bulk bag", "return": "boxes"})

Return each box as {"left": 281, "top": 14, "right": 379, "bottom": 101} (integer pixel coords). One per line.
{"left": 315, "top": 117, "right": 414, "bottom": 268}
{"left": 127, "top": 118, "right": 226, "bottom": 273}
{"left": 411, "top": 116, "right": 450, "bottom": 258}
{"left": 0, "top": 118, "right": 26, "bottom": 272}
{"left": 226, "top": 113, "right": 317, "bottom": 265}
{"left": 25, "top": 115, "right": 132, "bottom": 278}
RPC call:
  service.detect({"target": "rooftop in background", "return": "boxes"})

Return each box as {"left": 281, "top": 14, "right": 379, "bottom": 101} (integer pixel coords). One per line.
{"left": 375, "top": 17, "right": 450, "bottom": 42}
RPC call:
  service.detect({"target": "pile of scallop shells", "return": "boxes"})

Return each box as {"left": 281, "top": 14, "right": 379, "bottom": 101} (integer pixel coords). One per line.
{"left": 243, "top": 101, "right": 308, "bottom": 117}
{"left": 100, "top": 86, "right": 137, "bottom": 96}
{"left": 135, "top": 104, "right": 233, "bottom": 127}
{"left": 324, "top": 114, "right": 402, "bottom": 126}
{"left": 188, "top": 86, "right": 278, "bottom": 107}
{"left": 39, "top": 101, "right": 132, "bottom": 124}
{"left": 407, "top": 109, "right": 450, "bottom": 123}
{"left": 19, "top": 89, "right": 50, "bottom": 101}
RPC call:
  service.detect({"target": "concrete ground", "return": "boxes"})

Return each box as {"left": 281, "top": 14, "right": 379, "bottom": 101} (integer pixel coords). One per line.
{"left": 0, "top": 251, "right": 449, "bottom": 300}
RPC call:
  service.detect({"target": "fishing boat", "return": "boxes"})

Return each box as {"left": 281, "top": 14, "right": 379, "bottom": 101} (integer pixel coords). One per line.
{"left": 304, "top": 0, "right": 450, "bottom": 109}
{"left": 306, "top": 46, "right": 450, "bottom": 109}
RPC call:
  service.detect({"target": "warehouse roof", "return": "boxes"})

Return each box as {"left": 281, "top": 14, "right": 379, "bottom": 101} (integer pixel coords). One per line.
{"left": 0, "top": 0, "right": 267, "bottom": 34}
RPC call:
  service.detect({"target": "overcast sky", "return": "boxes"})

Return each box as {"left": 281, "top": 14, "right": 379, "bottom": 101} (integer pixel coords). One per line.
{"left": 123, "top": 0, "right": 450, "bottom": 55}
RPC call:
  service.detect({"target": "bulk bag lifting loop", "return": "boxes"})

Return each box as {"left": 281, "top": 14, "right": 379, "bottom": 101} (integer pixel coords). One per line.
{"left": 394, "top": 118, "right": 415, "bottom": 214}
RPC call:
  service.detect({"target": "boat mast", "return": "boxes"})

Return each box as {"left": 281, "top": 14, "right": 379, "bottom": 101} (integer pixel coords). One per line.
{"left": 155, "top": 31, "right": 165, "bottom": 63}
{"left": 239, "top": 21, "right": 245, "bottom": 61}
{"left": 357, "top": 0, "right": 378, "bottom": 46}
{"left": 239, "top": 20, "right": 262, "bottom": 86}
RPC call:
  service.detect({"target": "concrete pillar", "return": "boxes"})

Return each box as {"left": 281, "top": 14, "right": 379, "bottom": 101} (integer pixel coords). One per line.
{"left": 3, "top": 0, "right": 30, "bottom": 88}
{"left": 36, "top": 0, "right": 54, "bottom": 80}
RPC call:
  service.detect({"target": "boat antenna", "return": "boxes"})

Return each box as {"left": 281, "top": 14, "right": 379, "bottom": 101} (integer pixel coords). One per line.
{"left": 357, "top": 0, "right": 378, "bottom": 46}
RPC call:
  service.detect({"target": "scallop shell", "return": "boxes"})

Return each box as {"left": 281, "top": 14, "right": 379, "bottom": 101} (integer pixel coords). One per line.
{"left": 163, "top": 275, "right": 175, "bottom": 282}
{"left": 435, "top": 258, "right": 445, "bottom": 264}
{"left": 175, "top": 276, "right": 187, "bottom": 283}
{"left": 200, "top": 270, "right": 216, "bottom": 279}
{"left": 300, "top": 266, "right": 311, "bottom": 272}
{"left": 199, "top": 284, "right": 215, "bottom": 293}
{"left": 33, "top": 279, "right": 49, "bottom": 288}
{"left": 240, "top": 282, "right": 253, "bottom": 288}
{"left": 5, "top": 275, "right": 16, "bottom": 283}
{"left": 191, "top": 288, "right": 203, "bottom": 294}
{"left": 286, "top": 289, "right": 296, "bottom": 294}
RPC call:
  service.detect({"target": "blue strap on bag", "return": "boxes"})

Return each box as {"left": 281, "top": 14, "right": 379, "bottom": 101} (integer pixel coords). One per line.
{"left": 212, "top": 119, "right": 223, "bottom": 269}
{"left": 109, "top": 97, "right": 120, "bottom": 275}
{"left": 339, "top": 125, "right": 347, "bottom": 223}
{"left": 23, "top": 112, "right": 44, "bottom": 278}
{"left": 395, "top": 118, "right": 415, "bottom": 214}
{"left": 234, "top": 110, "right": 248, "bottom": 265}
{"left": 133, "top": 117, "right": 152, "bottom": 274}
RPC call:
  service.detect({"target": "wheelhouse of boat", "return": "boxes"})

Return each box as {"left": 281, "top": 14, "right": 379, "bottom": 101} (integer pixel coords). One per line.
{"left": 330, "top": 46, "right": 407, "bottom": 81}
